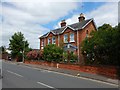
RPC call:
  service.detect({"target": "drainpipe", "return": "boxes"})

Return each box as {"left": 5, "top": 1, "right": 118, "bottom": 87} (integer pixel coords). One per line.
{"left": 44, "top": 37, "right": 46, "bottom": 47}
{"left": 58, "top": 35, "right": 60, "bottom": 46}
{"left": 77, "top": 30, "right": 80, "bottom": 63}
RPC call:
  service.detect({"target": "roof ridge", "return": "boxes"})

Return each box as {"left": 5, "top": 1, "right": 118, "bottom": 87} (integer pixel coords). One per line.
{"left": 51, "top": 18, "right": 92, "bottom": 31}
{"left": 68, "top": 18, "right": 92, "bottom": 26}
{"left": 39, "top": 18, "right": 94, "bottom": 38}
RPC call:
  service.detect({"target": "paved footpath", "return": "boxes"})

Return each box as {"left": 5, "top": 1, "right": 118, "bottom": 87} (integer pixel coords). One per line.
{"left": 3, "top": 60, "right": 120, "bottom": 86}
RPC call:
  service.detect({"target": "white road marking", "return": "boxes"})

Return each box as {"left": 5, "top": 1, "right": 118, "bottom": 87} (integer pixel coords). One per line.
{"left": 21, "top": 65, "right": 119, "bottom": 87}
{"left": 7, "top": 70, "right": 23, "bottom": 77}
{"left": 37, "top": 81, "right": 58, "bottom": 90}
{"left": 4, "top": 61, "right": 119, "bottom": 87}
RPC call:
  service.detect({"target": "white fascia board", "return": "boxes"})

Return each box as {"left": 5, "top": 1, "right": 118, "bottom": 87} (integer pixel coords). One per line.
{"left": 45, "top": 31, "right": 56, "bottom": 37}
{"left": 60, "top": 26, "right": 75, "bottom": 34}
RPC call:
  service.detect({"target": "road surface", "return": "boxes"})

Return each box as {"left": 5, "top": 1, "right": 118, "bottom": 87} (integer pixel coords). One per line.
{"left": 2, "top": 60, "right": 119, "bottom": 89}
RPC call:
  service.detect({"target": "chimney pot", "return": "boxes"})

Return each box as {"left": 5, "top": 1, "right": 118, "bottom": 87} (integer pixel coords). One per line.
{"left": 60, "top": 19, "right": 66, "bottom": 27}
{"left": 78, "top": 13, "right": 85, "bottom": 22}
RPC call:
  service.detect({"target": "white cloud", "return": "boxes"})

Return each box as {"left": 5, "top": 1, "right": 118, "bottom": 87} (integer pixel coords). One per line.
{"left": 0, "top": 1, "right": 78, "bottom": 49}
{"left": 2, "top": 0, "right": 79, "bottom": 3}
{"left": 86, "top": 2, "right": 118, "bottom": 27}
{"left": 54, "top": 2, "right": 118, "bottom": 29}
{"left": 118, "top": 1, "right": 120, "bottom": 23}
{"left": 54, "top": 14, "right": 78, "bottom": 29}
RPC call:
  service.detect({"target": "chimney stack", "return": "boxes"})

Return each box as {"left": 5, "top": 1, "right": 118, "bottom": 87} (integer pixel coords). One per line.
{"left": 60, "top": 19, "right": 66, "bottom": 27}
{"left": 78, "top": 13, "right": 85, "bottom": 22}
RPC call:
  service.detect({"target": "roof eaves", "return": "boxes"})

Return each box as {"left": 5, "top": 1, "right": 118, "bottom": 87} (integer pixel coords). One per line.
{"left": 51, "top": 30, "right": 56, "bottom": 35}
{"left": 44, "top": 30, "right": 56, "bottom": 37}
{"left": 60, "top": 26, "right": 75, "bottom": 34}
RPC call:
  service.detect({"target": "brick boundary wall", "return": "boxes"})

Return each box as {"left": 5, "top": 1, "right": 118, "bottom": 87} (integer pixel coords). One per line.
{"left": 24, "top": 60, "right": 118, "bottom": 79}
{"left": 2, "top": 54, "right": 8, "bottom": 60}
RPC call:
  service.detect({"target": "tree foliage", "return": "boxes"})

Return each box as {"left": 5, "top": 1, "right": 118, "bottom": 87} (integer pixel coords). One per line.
{"left": 9, "top": 32, "right": 31, "bottom": 60}
{"left": 81, "top": 24, "right": 120, "bottom": 66}
{"left": 43, "top": 44, "right": 63, "bottom": 62}
{"left": 0, "top": 46, "right": 6, "bottom": 54}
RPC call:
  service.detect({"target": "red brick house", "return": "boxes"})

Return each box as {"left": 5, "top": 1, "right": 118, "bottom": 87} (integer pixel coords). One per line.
{"left": 39, "top": 13, "right": 97, "bottom": 64}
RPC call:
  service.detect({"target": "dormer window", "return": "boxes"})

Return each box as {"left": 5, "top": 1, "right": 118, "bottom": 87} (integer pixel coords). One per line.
{"left": 70, "top": 33, "right": 75, "bottom": 42}
{"left": 52, "top": 37, "right": 56, "bottom": 44}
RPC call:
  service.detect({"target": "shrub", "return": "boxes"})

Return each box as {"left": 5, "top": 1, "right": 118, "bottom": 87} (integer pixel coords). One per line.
{"left": 81, "top": 24, "right": 120, "bottom": 66}
{"left": 26, "top": 50, "right": 39, "bottom": 60}
{"left": 63, "top": 51, "right": 78, "bottom": 63}
{"left": 43, "top": 44, "right": 63, "bottom": 62}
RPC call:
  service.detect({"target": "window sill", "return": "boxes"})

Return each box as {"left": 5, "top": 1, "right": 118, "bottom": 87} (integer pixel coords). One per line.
{"left": 64, "top": 42, "right": 68, "bottom": 44}
{"left": 70, "top": 41, "right": 75, "bottom": 43}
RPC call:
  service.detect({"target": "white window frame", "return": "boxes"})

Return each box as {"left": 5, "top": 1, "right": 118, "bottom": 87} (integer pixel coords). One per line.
{"left": 41, "top": 47, "right": 44, "bottom": 49}
{"left": 70, "top": 33, "right": 75, "bottom": 42}
{"left": 64, "top": 34, "right": 68, "bottom": 43}
{"left": 48, "top": 38, "right": 51, "bottom": 44}
{"left": 52, "top": 37, "right": 56, "bottom": 44}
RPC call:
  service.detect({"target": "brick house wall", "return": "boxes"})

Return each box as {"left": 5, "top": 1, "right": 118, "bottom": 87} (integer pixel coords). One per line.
{"left": 39, "top": 13, "right": 97, "bottom": 64}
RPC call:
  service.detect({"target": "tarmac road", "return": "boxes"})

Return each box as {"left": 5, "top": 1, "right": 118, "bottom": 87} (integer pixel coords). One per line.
{"left": 2, "top": 60, "right": 119, "bottom": 89}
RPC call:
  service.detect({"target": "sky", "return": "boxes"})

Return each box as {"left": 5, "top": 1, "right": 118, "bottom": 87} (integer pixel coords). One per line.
{"left": 0, "top": 0, "right": 119, "bottom": 49}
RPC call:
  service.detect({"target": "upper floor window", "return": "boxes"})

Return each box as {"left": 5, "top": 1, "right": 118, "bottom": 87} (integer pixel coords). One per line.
{"left": 86, "top": 30, "right": 88, "bottom": 37}
{"left": 52, "top": 37, "right": 56, "bottom": 44}
{"left": 64, "top": 34, "right": 68, "bottom": 43}
{"left": 70, "top": 33, "right": 75, "bottom": 42}
{"left": 86, "top": 30, "right": 88, "bottom": 34}
{"left": 48, "top": 38, "right": 51, "bottom": 44}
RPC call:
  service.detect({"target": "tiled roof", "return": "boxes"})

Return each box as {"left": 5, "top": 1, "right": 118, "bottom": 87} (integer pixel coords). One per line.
{"left": 69, "top": 19, "right": 92, "bottom": 29}
{"left": 40, "top": 19, "right": 93, "bottom": 38}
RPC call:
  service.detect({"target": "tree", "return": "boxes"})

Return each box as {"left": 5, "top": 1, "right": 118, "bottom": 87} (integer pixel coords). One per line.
{"left": 43, "top": 44, "right": 63, "bottom": 62}
{"left": 0, "top": 46, "right": 6, "bottom": 54}
{"left": 9, "top": 32, "right": 30, "bottom": 61}
{"left": 81, "top": 24, "right": 120, "bottom": 66}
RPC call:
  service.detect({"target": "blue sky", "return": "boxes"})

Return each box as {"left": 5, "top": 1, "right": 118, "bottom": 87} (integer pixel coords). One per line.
{"left": 0, "top": 1, "right": 118, "bottom": 49}
{"left": 42, "top": 2, "right": 106, "bottom": 30}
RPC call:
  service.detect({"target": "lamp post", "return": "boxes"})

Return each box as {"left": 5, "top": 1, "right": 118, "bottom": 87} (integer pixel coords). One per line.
{"left": 22, "top": 50, "right": 24, "bottom": 63}
{"left": 22, "top": 39, "right": 25, "bottom": 63}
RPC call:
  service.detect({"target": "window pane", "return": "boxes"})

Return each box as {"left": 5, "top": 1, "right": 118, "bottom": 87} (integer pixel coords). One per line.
{"left": 64, "top": 34, "right": 68, "bottom": 43}
{"left": 70, "top": 33, "right": 74, "bottom": 42}
{"left": 52, "top": 37, "right": 56, "bottom": 44}
{"left": 48, "top": 38, "right": 51, "bottom": 44}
